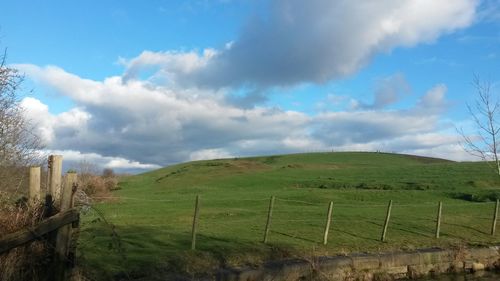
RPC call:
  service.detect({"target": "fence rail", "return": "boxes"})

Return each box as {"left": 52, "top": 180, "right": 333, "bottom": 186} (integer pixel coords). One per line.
{"left": 0, "top": 208, "right": 79, "bottom": 254}
{"left": 0, "top": 154, "right": 80, "bottom": 281}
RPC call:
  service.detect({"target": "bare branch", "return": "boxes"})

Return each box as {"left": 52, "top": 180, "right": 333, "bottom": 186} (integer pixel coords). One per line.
{"left": 460, "top": 76, "right": 500, "bottom": 175}
{"left": 0, "top": 48, "right": 43, "bottom": 192}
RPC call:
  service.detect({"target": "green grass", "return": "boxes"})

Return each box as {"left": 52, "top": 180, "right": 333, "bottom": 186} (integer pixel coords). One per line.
{"left": 78, "top": 152, "right": 500, "bottom": 279}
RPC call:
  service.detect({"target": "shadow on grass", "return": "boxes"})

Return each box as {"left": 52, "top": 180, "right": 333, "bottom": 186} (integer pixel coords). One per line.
{"left": 365, "top": 220, "right": 383, "bottom": 228}
{"left": 78, "top": 222, "right": 302, "bottom": 281}
{"left": 390, "top": 221, "right": 433, "bottom": 238}
{"left": 333, "top": 228, "right": 380, "bottom": 242}
{"left": 271, "top": 230, "right": 318, "bottom": 243}
{"left": 442, "top": 222, "right": 488, "bottom": 236}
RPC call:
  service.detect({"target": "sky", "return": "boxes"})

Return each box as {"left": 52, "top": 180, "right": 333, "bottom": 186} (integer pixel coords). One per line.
{"left": 1, "top": 0, "right": 500, "bottom": 173}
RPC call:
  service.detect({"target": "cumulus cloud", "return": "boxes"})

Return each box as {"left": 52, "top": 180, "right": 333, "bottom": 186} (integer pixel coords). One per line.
{"left": 355, "top": 73, "right": 411, "bottom": 109}
{"left": 21, "top": 97, "right": 91, "bottom": 146}
{"left": 416, "top": 84, "right": 449, "bottom": 111}
{"left": 314, "top": 111, "right": 437, "bottom": 146}
{"left": 43, "top": 149, "right": 161, "bottom": 173}
{"left": 189, "top": 149, "right": 234, "bottom": 161}
{"left": 122, "top": 0, "right": 478, "bottom": 89}
{"left": 17, "top": 63, "right": 470, "bottom": 171}
{"left": 120, "top": 49, "right": 217, "bottom": 85}
{"left": 15, "top": 0, "right": 482, "bottom": 170}
{"left": 18, "top": 65, "right": 312, "bottom": 168}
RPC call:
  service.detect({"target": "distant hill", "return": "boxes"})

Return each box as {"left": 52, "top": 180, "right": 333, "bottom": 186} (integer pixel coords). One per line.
{"left": 134, "top": 152, "right": 493, "bottom": 192}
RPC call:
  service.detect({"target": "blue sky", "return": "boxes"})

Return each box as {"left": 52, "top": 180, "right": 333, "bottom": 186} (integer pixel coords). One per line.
{"left": 1, "top": 0, "right": 499, "bottom": 172}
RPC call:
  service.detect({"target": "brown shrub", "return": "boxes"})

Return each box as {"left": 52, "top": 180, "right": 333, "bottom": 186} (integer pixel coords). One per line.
{"left": 102, "top": 168, "right": 115, "bottom": 178}
{"left": 74, "top": 161, "right": 120, "bottom": 198}
{"left": 0, "top": 197, "right": 50, "bottom": 281}
{"left": 78, "top": 173, "right": 119, "bottom": 197}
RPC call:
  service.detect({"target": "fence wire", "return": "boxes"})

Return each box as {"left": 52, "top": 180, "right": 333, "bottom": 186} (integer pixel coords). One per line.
{"left": 77, "top": 194, "right": 500, "bottom": 258}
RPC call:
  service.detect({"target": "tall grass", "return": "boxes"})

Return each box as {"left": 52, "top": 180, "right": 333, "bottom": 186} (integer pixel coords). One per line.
{"left": 0, "top": 195, "right": 49, "bottom": 281}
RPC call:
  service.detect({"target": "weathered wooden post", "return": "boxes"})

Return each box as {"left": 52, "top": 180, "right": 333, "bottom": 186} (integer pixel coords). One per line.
{"left": 381, "top": 200, "right": 392, "bottom": 242}
{"left": 48, "top": 155, "right": 63, "bottom": 203}
{"left": 29, "top": 166, "right": 41, "bottom": 205}
{"left": 54, "top": 172, "right": 78, "bottom": 281}
{"left": 191, "top": 195, "right": 200, "bottom": 250}
{"left": 60, "top": 173, "right": 77, "bottom": 210}
{"left": 491, "top": 199, "right": 499, "bottom": 236}
{"left": 263, "top": 196, "right": 275, "bottom": 244}
{"left": 435, "top": 201, "right": 442, "bottom": 239}
{"left": 323, "top": 201, "right": 334, "bottom": 245}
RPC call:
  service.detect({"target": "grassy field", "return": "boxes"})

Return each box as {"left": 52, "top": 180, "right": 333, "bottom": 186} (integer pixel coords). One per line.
{"left": 78, "top": 152, "right": 500, "bottom": 279}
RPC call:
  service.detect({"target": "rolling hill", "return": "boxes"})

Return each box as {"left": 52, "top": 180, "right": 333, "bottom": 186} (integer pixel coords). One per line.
{"left": 79, "top": 152, "right": 500, "bottom": 279}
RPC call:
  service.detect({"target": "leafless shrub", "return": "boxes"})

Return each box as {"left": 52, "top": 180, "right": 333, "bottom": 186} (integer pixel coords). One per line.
{"left": 0, "top": 49, "right": 43, "bottom": 195}
{"left": 0, "top": 47, "right": 47, "bottom": 280}
{"left": 0, "top": 201, "right": 50, "bottom": 281}
{"left": 75, "top": 161, "right": 119, "bottom": 197}
{"left": 458, "top": 75, "right": 500, "bottom": 176}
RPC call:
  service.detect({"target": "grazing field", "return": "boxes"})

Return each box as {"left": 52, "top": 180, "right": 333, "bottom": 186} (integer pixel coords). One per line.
{"left": 78, "top": 152, "right": 500, "bottom": 279}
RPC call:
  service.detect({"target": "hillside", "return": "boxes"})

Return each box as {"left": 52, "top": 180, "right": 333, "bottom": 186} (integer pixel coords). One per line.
{"left": 79, "top": 152, "right": 500, "bottom": 279}
{"left": 121, "top": 152, "right": 499, "bottom": 201}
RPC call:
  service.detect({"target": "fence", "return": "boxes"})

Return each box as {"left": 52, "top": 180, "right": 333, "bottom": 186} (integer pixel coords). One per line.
{"left": 0, "top": 155, "right": 80, "bottom": 281}
{"left": 226, "top": 197, "right": 497, "bottom": 246}
{"left": 83, "top": 194, "right": 500, "bottom": 253}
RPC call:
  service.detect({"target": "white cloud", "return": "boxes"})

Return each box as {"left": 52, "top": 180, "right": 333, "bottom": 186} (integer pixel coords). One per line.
{"left": 403, "top": 144, "right": 473, "bottom": 162}
{"left": 15, "top": 0, "right": 483, "bottom": 169}
{"left": 19, "top": 65, "right": 312, "bottom": 168}
{"left": 416, "top": 84, "right": 449, "bottom": 113}
{"left": 18, "top": 63, "right": 476, "bottom": 169}
{"left": 20, "top": 97, "right": 91, "bottom": 146}
{"left": 189, "top": 149, "right": 234, "bottom": 161}
{"left": 353, "top": 73, "right": 411, "bottom": 110}
{"left": 120, "top": 0, "right": 478, "bottom": 89}
{"left": 314, "top": 111, "right": 439, "bottom": 146}
{"left": 121, "top": 49, "right": 217, "bottom": 84}
{"left": 42, "top": 149, "right": 161, "bottom": 172}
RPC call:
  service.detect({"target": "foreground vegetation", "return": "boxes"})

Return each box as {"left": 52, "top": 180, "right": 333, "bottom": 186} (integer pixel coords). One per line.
{"left": 78, "top": 152, "right": 500, "bottom": 280}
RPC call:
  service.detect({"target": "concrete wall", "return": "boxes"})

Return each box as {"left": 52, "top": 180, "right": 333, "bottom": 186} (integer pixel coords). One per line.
{"left": 217, "top": 247, "right": 500, "bottom": 281}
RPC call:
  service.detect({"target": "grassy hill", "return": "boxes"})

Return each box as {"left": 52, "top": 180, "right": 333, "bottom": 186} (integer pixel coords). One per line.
{"left": 79, "top": 152, "right": 500, "bottom": 279}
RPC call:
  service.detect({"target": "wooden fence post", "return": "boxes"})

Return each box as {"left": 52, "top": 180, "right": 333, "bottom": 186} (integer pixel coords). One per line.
{"left": 45, "top": 155, "right": 63, "bottom": 252}
{"left": 435, "top": 201, "right": 442, "bottom": 239}
{"left": 48, "top": 155, "right": 63, "bottom": 203}
{"left": 492, "top": 199, "right": 499, "bottom": 236}
{"left": 263, "top": 196, "right": 275, "bottom": 244}
{"left": 191, "top": 195, "right": 200, "bottom": 250}
{"left": 29, "top": 166, "right": 41, "bottom": 205}
{"left": 54, "top": 172, "right": 78, "bottom": 281}
{"left": 323, "top": 201, "right": 334, "bottom": 245}
{"left": 381, "top": 200, "right": 392, "bottom": 242}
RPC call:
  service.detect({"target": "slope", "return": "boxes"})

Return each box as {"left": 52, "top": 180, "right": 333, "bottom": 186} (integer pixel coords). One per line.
{"left": 79, "top": 152, "right": 500, "bottom": 279}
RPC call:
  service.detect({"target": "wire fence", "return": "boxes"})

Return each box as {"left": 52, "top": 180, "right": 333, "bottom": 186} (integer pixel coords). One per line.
{"left": 78, "top": 195, "right": 500, "bottom": 254}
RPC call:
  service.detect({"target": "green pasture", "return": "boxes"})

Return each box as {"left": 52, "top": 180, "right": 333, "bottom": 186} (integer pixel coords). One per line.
{"left": 78, "top": 152, "right": 500, "bottom": 279}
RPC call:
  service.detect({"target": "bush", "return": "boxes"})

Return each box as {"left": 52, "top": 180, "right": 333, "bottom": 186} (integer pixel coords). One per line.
{"left": 102, "top": 168, "right": 115, "bottom": 178}
{"left": 0, "top": 196, "right": 49, "bottom": 281}
{"left": 76, "top": 163, "right": 120, "bottom": 196}
{"left": 79, "top": 174, "right": 118, "bottom": 195}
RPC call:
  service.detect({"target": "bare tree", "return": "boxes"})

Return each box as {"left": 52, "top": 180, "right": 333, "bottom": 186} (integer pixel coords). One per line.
{"left": 0, "top": 49, "right": 42, "bottom": 192}
{"left": 459, "top": 75, "right": 500, "bottom": 175}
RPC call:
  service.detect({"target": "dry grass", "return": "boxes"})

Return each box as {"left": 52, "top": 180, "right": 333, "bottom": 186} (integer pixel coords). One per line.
{"left": 74, "top": 161, "right": 120, "bottom": 199}
{"left": 0, "top": 196, "right": 51, "bottom": 281}
{"left": 78, "top": 173, "right": 119, "bottom": 197}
